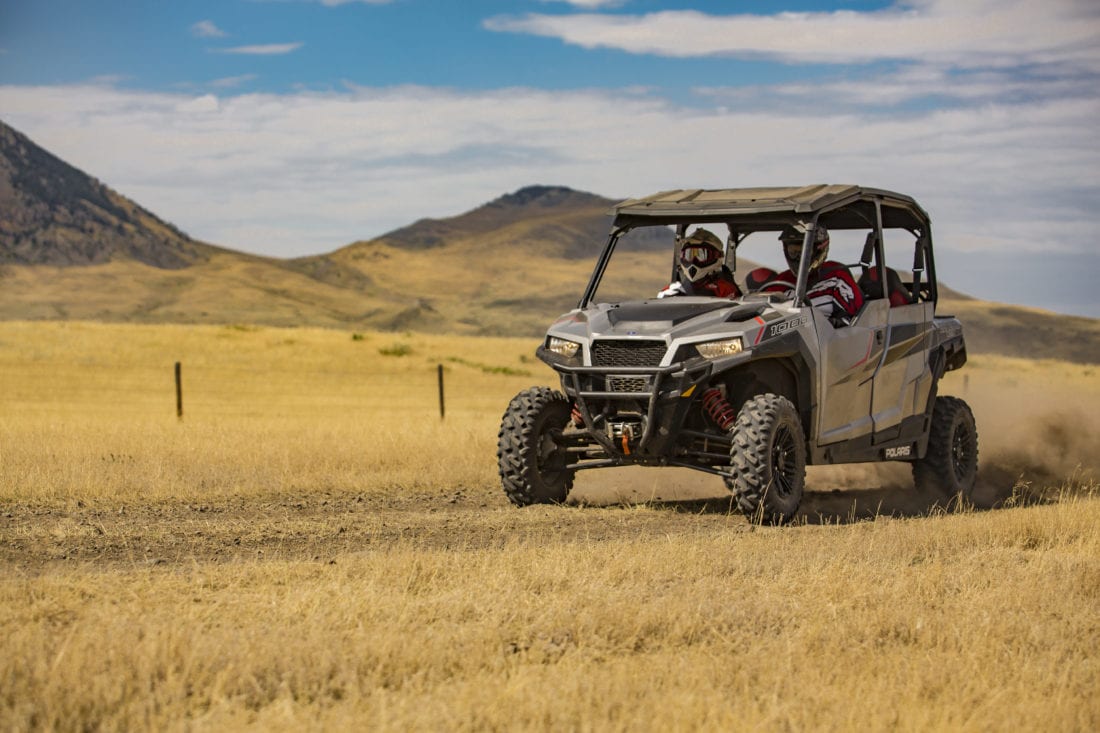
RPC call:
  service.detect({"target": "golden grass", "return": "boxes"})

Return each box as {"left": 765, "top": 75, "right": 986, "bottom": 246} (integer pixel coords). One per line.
{"left": 0, "top": 321, "right": 554, "bottom": 502}
{"left": 2, "top": 321, "right": 1099, "bottom": 731}
{"left": 3, "top": 499, "right": 1099, "bottom": 731}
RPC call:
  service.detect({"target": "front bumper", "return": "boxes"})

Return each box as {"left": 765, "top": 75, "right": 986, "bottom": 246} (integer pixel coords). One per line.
{"left": 548, "top": 358, "right": 716, "bottom": 467}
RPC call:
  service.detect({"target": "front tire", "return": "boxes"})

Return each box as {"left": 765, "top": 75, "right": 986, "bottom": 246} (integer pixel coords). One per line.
{"left": 725, "top": 394, "right": 806, "bottom": 525}
{"left": 913, "top": 395, "right": 978, "bottom": 500}
{"left": 497, "top": 387, "right": 575, "bottom": 506}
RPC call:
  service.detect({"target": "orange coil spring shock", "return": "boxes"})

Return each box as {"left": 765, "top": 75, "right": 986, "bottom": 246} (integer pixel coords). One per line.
{"left": 701, "top": 388, "right": 737, "bottom": 431}
{"left": 571, "top": 405, "right": 584, "bottom": 427}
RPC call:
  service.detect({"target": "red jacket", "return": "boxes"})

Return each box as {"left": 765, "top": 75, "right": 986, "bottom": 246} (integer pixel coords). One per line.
{"left": 660, "top": 272, "right": 742, "bottom": 299}
{"left": 694, "top": 275, "right": 741, "bottom": 298}
{"left": 760, "top": 261, "right": 863, "bottom": 322}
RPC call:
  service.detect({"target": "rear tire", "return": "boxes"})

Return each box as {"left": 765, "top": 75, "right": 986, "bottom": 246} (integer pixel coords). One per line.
{"left": 725, "top": 393, "right": 806, "bottom": 525}
{"left": 497, "top": 387, "right": 575, "bottom": 506}
{"left": 913, "top": 395, "right": 978, "bottom": 500}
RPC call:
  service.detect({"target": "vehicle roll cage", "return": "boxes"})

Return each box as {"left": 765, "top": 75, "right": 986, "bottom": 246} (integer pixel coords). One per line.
{"left": 580, "top": 188, "right": 938, "bottom": 310}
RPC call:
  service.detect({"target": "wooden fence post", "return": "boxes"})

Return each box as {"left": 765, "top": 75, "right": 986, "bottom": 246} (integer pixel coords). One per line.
{"left": 175, "top": 361, "right": 183, "bottom": 421}
{"left": 438, "top": 363, "right": 445, "bottom": 420}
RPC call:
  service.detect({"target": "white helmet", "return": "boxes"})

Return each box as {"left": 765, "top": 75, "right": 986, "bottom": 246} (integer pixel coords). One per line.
{"left": 678, "top": 228, "right": 724, "bottom": 283}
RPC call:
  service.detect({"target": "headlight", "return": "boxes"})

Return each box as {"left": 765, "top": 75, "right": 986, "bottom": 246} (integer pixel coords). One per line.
{"left": 695, "top": 337, "right": 744, "bottom": 359}
{"left": 548, "top": 337, "right": 581, "bottom": 358}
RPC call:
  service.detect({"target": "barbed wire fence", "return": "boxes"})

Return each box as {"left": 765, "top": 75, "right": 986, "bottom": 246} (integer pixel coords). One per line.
{"left": 1, "top": 357, "right": 546, "bottom": 421}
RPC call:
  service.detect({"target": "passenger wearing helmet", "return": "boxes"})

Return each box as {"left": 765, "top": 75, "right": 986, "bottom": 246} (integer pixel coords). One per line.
{"left": 760, "top": 223, "right": 863, "bottom": 325}
{"left": 658, "top": 228, "right": 742, "bottom": 299}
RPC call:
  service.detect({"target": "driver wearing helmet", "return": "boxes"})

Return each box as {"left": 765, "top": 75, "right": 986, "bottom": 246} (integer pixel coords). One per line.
{"left": 759, "top": 223, "right": 863, "bottom": 325}
{"left": 658, "top": 228, "right": 742, "bottom": 299}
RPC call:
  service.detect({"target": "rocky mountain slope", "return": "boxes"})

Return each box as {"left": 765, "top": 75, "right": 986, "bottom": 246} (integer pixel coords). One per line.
{"left": 0, "top": 120, "right": 221, "bottom": 269}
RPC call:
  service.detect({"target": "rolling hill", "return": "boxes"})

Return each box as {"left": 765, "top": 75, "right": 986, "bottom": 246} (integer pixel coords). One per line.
{"left": 0, "top": 118, "right": 1096, "bottom": 362}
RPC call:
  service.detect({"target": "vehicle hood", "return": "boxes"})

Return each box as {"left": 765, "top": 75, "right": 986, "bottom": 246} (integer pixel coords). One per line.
{"left": 547, "top": 297, "right": 791, "bottom": 352}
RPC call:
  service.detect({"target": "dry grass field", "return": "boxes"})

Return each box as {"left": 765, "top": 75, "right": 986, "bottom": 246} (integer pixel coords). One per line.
{"left": 2, "top": 321, "right": 1098, "bottom": 731}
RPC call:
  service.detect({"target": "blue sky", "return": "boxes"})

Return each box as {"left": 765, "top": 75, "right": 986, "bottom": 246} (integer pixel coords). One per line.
{"left": 2, "top": 0, "right": 1099, "bottom": 316}
{"left": 3, "top": 1, "right": 897, "bottom": 93}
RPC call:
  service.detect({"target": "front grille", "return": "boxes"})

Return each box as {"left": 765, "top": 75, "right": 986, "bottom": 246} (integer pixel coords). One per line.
{"left": 608, "top": 376, "right": 651, "bottom": 393}
{"left": 592, "top": 340, "right": 667, "bottom": 367}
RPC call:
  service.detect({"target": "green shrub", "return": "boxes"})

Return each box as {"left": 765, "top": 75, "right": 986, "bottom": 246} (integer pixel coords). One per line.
{"left": 379, "top": 342, "right": 412, "bottom": 357}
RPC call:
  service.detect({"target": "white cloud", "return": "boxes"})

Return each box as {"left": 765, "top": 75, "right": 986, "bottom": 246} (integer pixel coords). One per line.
{"left": 191, "top": 20, "right": 227, "bottom": 39}
{"left": 0, "top": 79, "right": 1096, "bottom": 312}
{"left": 485, "top": 0, "right": 1100, "bottom": 69}
{"left": 541, "top": 0, "right": 627, "bottom": 8}
{"left": 695, "top": 62, "right": 1097, "bottom": 110}
{"left": 175, "top": 94, "right": 220, "bottom": 114}
{"left": 218, "top": 42, "right": 303, "bottom": 56}
{"left": 209, "top": 74, "right": 259, "bottom": 89}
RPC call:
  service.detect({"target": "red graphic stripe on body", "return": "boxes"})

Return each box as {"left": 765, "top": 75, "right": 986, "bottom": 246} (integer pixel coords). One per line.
{"left": 850, "top": 334, "right": 875, "bottom": 368}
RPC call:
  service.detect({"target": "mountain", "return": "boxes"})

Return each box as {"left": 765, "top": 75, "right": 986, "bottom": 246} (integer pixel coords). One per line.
{"left": 283, "top": 184, "right": 642, "bottom": 288}
{"left": 278, "top": 184, "right": 674, "bottom": 334}
{"left": 349, "top": 184, "right": 670, "bottom": 258}
{"left": 377, "top": 185, "right": 615, "bottom": 254}
{"left": 0, "top": 119, "right": 1096, "bottom": 362}
{"left": 303, "top": 185, "right": 655, "bottom": 333}
{"left": 0, "top": 120, "right": 220, "bottom": 269}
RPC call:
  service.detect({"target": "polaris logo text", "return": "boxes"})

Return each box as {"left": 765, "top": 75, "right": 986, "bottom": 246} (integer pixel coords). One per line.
{"left": 884, "top": 446, "right": 912, "bottom": 458}
{"left": 767, "top": 314, "right": 808, "bottom": 339}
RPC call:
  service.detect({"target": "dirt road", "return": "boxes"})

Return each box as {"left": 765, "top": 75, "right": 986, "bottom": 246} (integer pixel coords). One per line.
{"left": 1, "top": 467, "right": 1019, "bottom": 573}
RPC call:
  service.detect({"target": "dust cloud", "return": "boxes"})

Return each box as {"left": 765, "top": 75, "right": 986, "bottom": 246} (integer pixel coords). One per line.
{"left": 946, "top": 360, "right": 1098, "bottom": 494}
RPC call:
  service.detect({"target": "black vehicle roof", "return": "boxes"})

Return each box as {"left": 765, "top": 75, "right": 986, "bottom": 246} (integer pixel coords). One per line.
{"left": 611, "top": 185, "right": 929, "bottom": 231}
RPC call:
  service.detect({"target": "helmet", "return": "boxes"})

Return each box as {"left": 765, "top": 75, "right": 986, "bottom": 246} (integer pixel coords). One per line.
{"left": 779, "top": 222, "right": 829, "bottom": 272}
{"left": 678, "top": 229, "right": 724, "bottom": 283}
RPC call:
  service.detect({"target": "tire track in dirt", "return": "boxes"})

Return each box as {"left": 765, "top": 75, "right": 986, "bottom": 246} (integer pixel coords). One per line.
{"left": 3, "top": 468, "right": 1060, "bottom": 574}
{"left": 1, "top": 488, "right": 751, "bottom": 573}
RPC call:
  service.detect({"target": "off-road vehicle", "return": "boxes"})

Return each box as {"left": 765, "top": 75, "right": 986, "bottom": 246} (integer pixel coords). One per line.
{"left": 497, "top": 185, "right": 976, "bottom": 524}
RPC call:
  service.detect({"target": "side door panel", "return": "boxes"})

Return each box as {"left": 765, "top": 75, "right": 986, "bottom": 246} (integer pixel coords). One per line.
{"left": 814, "top": 299, "right": 889, "bottom": 445}
{"left": 871, "top": 301, "right": 935, "bottom": 438}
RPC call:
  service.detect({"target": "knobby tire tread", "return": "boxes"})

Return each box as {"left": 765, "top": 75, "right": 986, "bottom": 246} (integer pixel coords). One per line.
{"left": 912, "top": 395, "right": 979, "bottom": 499}
{"left": 725, "top": 393, "right": 806, "bottom": 525}
{"left": 497, "top": 386, "right": 574, "bottom": 506}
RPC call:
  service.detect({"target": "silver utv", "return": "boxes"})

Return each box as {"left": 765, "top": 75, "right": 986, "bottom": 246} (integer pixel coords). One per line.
{"left": 497, "top": 185, "right": 976, "bottom": 524}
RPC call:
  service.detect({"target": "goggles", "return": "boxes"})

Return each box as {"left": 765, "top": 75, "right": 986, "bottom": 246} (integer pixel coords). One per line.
{"left": 681, "top": 244, "right": 721, "bottom": 267}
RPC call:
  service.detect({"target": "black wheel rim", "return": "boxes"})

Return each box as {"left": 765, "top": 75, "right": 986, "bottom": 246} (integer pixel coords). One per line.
{"left": 771, "top": 425, "right": 799, "bottom": 498}
{"left": 951, "top": 421, "right": 975, "bottom": 482}
{"left": 537, "top": 428, "right": 567, "bottom": 482}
